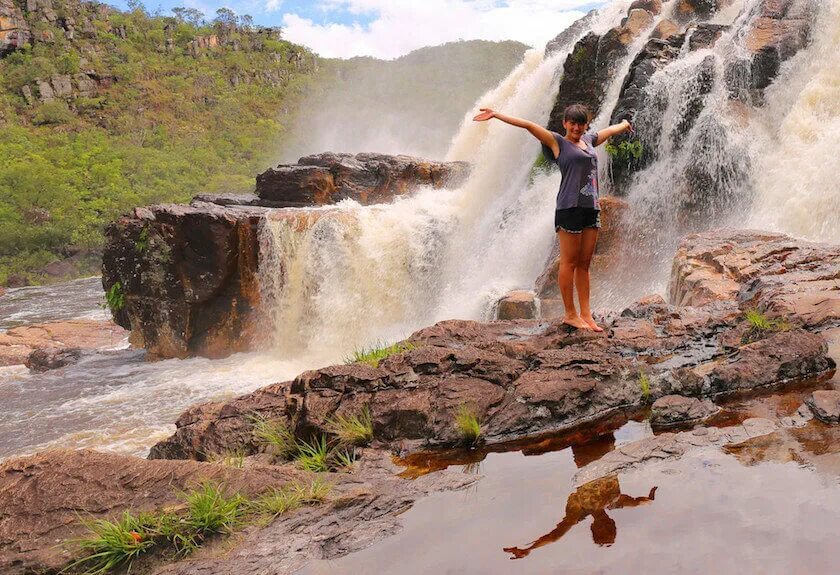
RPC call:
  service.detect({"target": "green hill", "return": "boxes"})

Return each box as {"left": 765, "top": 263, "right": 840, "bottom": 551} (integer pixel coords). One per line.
{"left": 0, "top": 0, "right": 528, "bottom": 286}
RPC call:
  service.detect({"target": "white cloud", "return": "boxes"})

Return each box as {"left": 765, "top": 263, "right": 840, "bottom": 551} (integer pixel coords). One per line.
{"left": 280, "top": 0, "right": 599, "bottom": 59}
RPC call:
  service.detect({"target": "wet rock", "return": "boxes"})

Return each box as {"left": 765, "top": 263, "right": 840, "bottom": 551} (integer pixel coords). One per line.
{"left": 630, "top": 0, "right": 663, "bottom": 15}
{"left": 669, "top": 230, "right": 840, "bottom": 330}
{"left": 545, "top": 9, "right": 597, "bottom": 55}
{"left": 25, "top": 347, "right": 83, "bottom": 372}
{"left": 256, "top": 152, "right": 471, "bottom": 207}
{"left": 496, "top": 290, "right": 537, "bottom": 320}
{"left": 688, "top": 22, "right": 729, "bottom": 50}
{"left": 0, "top": 0, "right": 31, "bottom": 55}
{"left": 620, "top": 9, "right": 655, "bottom": 44}
{"left": 726, "top": 0, "right": 817, "bottom": 102}
{"left": 805, "top": 390, "right": 840, "bottom": 424}
{"left": 650, "top": 394, "right": 720, "bottom": 428}
{"left": 0, "top": 319, "right": 127, "bottom": 367}
{"left": 674, "top": 0, "right": 731, "bottom": 23}
{"left": 0, "top": 449, "right": 314, "bottom": 574}
{"left": 0, "top": 286, "right": 5, "bottom": 297}
{"left": 651, "top": 19, "right": 680, "bottom": 40}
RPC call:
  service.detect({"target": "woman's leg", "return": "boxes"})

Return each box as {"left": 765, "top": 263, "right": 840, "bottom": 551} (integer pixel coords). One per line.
{"left": 576, "top": 228, "right": 602, "bottom": 332}
{"left": 557, "top": 230, "right": 588, "bottom": 329}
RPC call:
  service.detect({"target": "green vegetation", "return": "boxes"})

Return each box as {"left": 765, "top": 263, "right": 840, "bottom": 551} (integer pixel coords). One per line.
{"left": 104, "top": 281, "right": 125, "bottom": 312}
{"left": 455, "top": 405, "right": 482, "bottom": 445}
{"left": 345, "top": 341, "right": 416, "bottom": 368}
{"left": 68, "top": 510, "right": 158, "bottom": 575}
{"left": 70, "top": 479, "right": 331, "bottom": 573}
{"left": 742, "top": 309, "right": 791, "bottom": 343}
{"left": 0, "top": 1, "right": 318, "bottom": 285}
{"left": 638, "top": 370, "right": 651, "bottom": 400}
{"left": 605, "top": 139, "right": 644, "bottom": 164}
{"left": 250, "top": 414, "right": 297, "bottom": 460}
{"left": 332, "top": 447, "right": 359, "bottom": 472}
{"left": 295, "top": 434, "right": 331, "bottom": 473}
{"left": 135, "top": 226, "right": 149, "bottom": 253}
{"left": 205, "top": 449, "right": 245, "bottom": 469}
{"left": 325, "top": 407, "right": 374, "bottom": 446}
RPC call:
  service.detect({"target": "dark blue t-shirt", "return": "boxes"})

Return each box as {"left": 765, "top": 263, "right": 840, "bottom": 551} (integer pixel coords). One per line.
{"left": 541, "top": 131, "right": 599, "bottom": 210}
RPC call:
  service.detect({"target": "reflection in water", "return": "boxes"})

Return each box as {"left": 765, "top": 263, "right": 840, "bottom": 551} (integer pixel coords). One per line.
{"left": 503, "top": 436, "right": 658, "bottom": 559}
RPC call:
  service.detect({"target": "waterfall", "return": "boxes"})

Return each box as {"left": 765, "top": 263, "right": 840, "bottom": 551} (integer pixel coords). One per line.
{"left": 259, "top": 0, "right": 838, "bottom": 362}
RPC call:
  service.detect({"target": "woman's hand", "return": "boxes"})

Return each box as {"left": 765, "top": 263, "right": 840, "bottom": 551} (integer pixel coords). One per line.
{"left": 621, "top": 119, "right": 634, "bottom": 134}
{"left": 473, "top": 108, "right": 496, "bottom": 122}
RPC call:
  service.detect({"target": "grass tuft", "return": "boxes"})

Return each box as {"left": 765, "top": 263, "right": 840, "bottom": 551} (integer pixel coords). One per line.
{"left": 743, "top": 309, "right": 791, "bottom": 343}
{"left": 638, "top": 370, "right": 651, "bottom": 400}
{"left": 205, "top": 449, "right": 245, "bottom": 469}
{"left": 295, "top": 435, "right": 331, "bottom": 473}
{"left": 251, "top": 414, "right": 296, "bottom": 460}
{"left": 455, "top": 405, "right": 482, "bottom": 445}
{"left": 331, "top": 447, "right": 359, "bottom": 472}
{"left": 183, "top": 483, "right": 245, "bottom": 536}
{"left": 292, "top": 476, "right": 333, "bottom": 503}
{"left": 345, "top": 341, "right": 416, "bottom": 368}
{"left": 251, "top": 487, "right": 303, "bottom": 520}
{"left": 326, "top": 407, "right": 374, "bottom": 446}
{"left": 68, "top": 511, "right": 158, "bottom": 575}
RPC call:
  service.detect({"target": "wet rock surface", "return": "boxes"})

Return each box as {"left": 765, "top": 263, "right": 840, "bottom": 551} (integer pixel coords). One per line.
{"left": 24, "top": 346, "right": 84, "bottom": 372}
{"left": 650, "top": 394, "right": 720, "bottom": 428}
{"left": 0, "top": 448, "right": 475, "bottom": 575}
{"left": 806, "top": 390, "right": 840, "bottom": 424}
{"left": 0, "top": 319, "right": 126, "bottom": 367}
{"left": 495, "top": 290, "right": 537, "bottom": 320}
{"left": 255, "top": 152, "right": 470, "bottom": 207}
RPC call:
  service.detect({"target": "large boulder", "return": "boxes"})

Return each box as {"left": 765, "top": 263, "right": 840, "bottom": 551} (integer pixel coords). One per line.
{"left": 806, "top": 390, "right": 840, "bottom": 424}
{"left": 256, "top": 153, "right": 470, "bottom": 207}
{"left": 0, "top": 319, "right": 126, "bottom": 367}
{"left": 545, "top": 9, "right": 598, "bottom": 55}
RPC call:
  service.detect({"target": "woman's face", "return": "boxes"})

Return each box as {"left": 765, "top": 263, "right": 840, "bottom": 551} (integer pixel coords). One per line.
{"left": 563, "top": 119, "right": 588, "bottom": 141}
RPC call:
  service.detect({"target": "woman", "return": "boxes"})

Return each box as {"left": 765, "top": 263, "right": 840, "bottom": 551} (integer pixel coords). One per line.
{"left": 473, "top": 104, "right": 632, "bottom": 331}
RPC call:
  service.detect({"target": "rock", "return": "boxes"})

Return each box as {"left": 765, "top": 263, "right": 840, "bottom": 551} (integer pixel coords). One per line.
{"left": 651, "top": 19, "right": 680, "bottom": 40}
{"left": 669, "top": 230, "right": 840, "bottom": 330}
{"left": 0, "top": 0, "right": 30, "bottom": 55}
{"left": 650, "top": 394, "right": 720, "bottom": 428}
{"left": 0, "top": 319, "right": 127, "bottom": 367}
{"left": 495, "top": 290, "right": 537, "bottom": 320}
{"left": 726, "top": 0, "right": 817, "bottom": 102}
{"left": 534, "top": 197, "right": 629, "bottom": 300}
{"left": 674, "top": 0, "right": 731, "bottom": 23}
{"left": 630, "top": 0, "right": 663, "bottom": 15}
{"left": 688, "top": 23, "right": 729, "bottom": 50}
{"left": 545, "top": 9, "right": 597, "bottom": 55}
{"left": 619, "top": 9, "right": 655, "bottom": 44}
{"left": 24, "top": 347, "right": 83, "bottom": 372}
{"left": 256, "top": 152, "right": 471, "bottom": 207}
{"left": 50, "top": 73, "right": 72, "bottom": 97}
{"left": 805, "top": 390, "right": 840, "bottom": 424}
{"left": 34, "top": 79, "right": 54, "bottom": 102}
{"left": 4, "top": 274, "right": 28, "bottom": 288}
{"left": 0, "top": 449, "right": 312, "bottom": 574}
{"left": 0, "top": 286, "right": 5, "bottom": 297}
{"left": 151, "top": 300, "right": 833, "bottom": 459}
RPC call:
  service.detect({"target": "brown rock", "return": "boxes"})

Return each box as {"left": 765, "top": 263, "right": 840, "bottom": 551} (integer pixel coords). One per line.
{"left": 650, "top": 394, "right": 720, "bottom": 428}
{"left": 0, "top": 0, "right": 30, "bottom": 55}
{"left": 805, "top": 390, "right": 840, "bottom": 424}
{"left": 0, "top": 449, "right": 310, "bottom": 574}
{"left": 619, "top": 9, "right": 655, "bottom": 44}
{"left": 651, "top": 18, "right": 680, "bottom": 40}
{"left": 25, "top": 347, "right": 83, "bottom": 372}
{"left": 0, "top": 319, "right": 127, "bottom": 367}
{"left": 496, "top": 290, "right": 537, "bottom": 320}
{"left": 256, "top": 152, "right": 471, "bottom": 207}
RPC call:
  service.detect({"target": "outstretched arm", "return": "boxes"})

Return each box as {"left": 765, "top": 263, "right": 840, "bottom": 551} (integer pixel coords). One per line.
{"left": 474, "top": 108, "right": 559, "bottom": 159}
{"left": 594, "top": 119, "right": 633, "bottom": 147}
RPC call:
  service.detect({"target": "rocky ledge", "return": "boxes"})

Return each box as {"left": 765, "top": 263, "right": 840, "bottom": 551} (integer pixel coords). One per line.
{"left": 102, "top": 152, "right": 469, "bottom": 359}
{"left": 150, "top": 229, "right": 837, "bottom": 460}
{"left": 0, "top": 319, "right": 127, "bottom": 367}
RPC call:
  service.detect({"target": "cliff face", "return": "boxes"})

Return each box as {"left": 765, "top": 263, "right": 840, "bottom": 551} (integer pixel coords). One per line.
{"left": 101, "top": 153, "right": 470, "bottom": 359}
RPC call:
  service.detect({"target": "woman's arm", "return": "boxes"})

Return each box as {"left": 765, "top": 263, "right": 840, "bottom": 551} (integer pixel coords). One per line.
{"left": 474, "top": 108, "right": 560, "bottom": 159}
{"left": 594, "top": 120, "right": 632, "bottom": 147}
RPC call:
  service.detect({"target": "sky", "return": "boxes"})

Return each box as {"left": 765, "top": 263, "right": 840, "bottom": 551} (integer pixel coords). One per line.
{"left": 107, "top": 0, "right": 608, "bottom": 59}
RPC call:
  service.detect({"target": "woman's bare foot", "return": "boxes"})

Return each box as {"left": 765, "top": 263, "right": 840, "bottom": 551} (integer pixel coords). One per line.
{"left": 581, "top": 315, "right": 604, "bottom": 332}
{"left": 562, "top": 315, "right": 590, "bottom": 330}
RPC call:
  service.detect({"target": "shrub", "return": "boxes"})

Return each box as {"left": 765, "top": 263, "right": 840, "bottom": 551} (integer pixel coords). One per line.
{"left": 69, "top": 511, "right": 158, "bottom": 575}
{"left": 605, "top": 139, "right": 644, "bottom": 163}
{"left": 325, "top": 407, "right": 373, "bottom": 446}
{"left": 638, "top": 370, "right": 651, "bottom": 400}
{"left": 32, "top": 100, "right": 74, "bottom": 125}
{"left": 104, "top": 282, "right": 125, "bottom": 312}
{"left": 455, "top": 405, "right": 482, "bottom": 445}
{"left": 345, "top": 341, "right": 416, "bottom": 368}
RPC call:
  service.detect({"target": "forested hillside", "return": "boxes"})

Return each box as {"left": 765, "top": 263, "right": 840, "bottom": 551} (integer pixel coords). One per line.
{"left": 0, "top": 0, "right": 527, "bottom": 286}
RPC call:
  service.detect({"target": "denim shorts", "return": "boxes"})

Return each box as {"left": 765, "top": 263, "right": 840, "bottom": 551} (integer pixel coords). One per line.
{"left": 555, "top": 208, "right": 601, "bottom": 234}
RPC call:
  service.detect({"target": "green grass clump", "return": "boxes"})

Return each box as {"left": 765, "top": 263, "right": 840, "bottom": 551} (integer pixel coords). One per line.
{"left": 183, "top": 483, "right": 245, "bottom": 536}
{"left": 205, "top": 449, "right": 245, "bottom": 469}
{"left": 326, "top": 407, "right": 374, "bottom": 446}
{"left": 743, "top": 309, "right": 791, "bottom": 343}
{"left": 638, "top": 370, "right": 651, "bottom": 400}
{"left": 295, "top": 435, "right": 331, "bottom": 473}
{"left": 68, "top": 511, "right": 158, "bottom": 575}
{"left": 292, "top": 477, "right": 333, "bottom": 503}
{"left": 251, "top": 487, "right": 303, "bottom": 520}
{"left": 331, "top": 448, "right": 359, "bottom": 472}
{"left": 455, "top": 405, "right": 482, "bottom": 445}
{"left": 251, "top": 414, "right": 296, "bottom": 460}
{"left": 104, "top": 282, "right": 125, "bottom": 313}
{"left": 345, "top": 341, "right": 416, "bottom": 368}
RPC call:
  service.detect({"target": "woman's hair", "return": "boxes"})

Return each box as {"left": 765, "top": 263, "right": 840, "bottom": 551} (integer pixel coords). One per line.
{"left": 563, "top": 104, "right": 591, "bottom": 125}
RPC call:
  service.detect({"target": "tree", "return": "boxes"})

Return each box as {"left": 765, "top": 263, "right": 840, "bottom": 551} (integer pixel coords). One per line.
{"left": 214, "top": 7, "right": 238, "bottom": 32}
